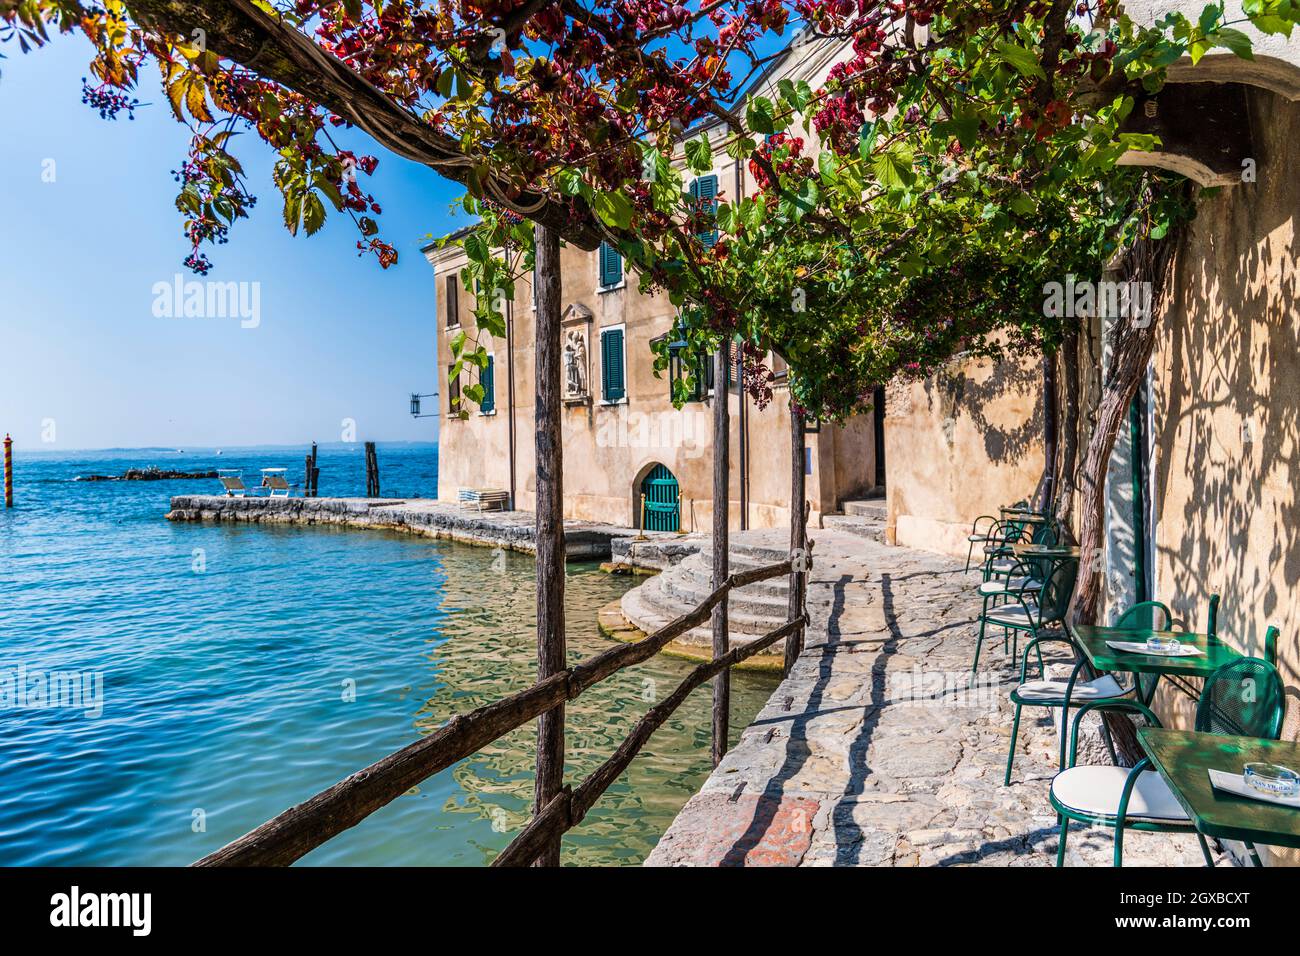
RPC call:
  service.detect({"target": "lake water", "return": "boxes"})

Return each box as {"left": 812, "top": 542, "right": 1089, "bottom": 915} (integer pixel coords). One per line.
{"left": 0, "top": 445, "right": 777, "bottom": 865}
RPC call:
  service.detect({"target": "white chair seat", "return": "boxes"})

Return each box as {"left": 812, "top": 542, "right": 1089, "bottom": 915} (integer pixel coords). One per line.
{"left": 979, "top": 577, "right": 1041, "bottom": 596}
{"left": 983, "top": 603, "right": 1039, "bottom": 626}
{"left": 985, "top": 561, "right": 1017, "bottom": 575}
{"left": 1051, "top": 766, "right": 1189, "bottom": 823}
{"left": 1014, "top": 674, "right": 1127, "bottom": 703}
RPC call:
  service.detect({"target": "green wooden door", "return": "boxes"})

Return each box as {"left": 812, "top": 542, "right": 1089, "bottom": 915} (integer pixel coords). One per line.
{"left": 640, "top": 464, "right": 680, "bottom": 532}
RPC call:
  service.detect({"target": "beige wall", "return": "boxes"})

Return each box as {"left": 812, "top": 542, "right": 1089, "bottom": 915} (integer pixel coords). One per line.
{"left": 1148, "top": 87, "right": 1300, "bottom": 740}
{"left": 425, "top": 234, "right": 875, "bottom": 532}
{"left": 884, "top": 354, "right": 1044, "bottom": 557}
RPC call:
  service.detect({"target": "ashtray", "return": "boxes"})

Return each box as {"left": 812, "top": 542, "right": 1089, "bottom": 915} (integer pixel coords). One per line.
{"left": 1244, "top": 762, "right": 1300, "bottom": 797}
{"left": 1145, "top": 636, "right": 1182, "bottom": 653}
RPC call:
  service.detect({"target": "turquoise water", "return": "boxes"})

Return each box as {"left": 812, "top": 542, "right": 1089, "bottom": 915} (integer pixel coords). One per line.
{"left": 0, "top": 445, "right": 776, "bottom": 866}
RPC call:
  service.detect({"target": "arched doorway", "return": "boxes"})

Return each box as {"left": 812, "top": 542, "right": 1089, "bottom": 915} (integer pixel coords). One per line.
{"left": 637, "top": 463, "right": 680, "bottom": 532}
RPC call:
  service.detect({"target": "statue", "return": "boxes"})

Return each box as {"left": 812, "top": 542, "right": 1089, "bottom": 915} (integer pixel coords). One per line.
{"left": 565, "top": 329, "right": 588, "bottom": 397}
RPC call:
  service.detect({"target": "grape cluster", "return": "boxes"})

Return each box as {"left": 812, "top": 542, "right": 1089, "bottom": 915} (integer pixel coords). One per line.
{"left": 81, "top": 79, "right": 140, "bottom": 121}
{"left": 183, "top": 252, "right": 213, "bottom": 276}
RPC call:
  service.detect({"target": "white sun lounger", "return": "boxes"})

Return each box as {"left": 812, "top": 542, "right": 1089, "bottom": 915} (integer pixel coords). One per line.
{"left": 218, "top": 470, "right": 246, "bottom": 497}
{"left": 261, "top": 468, "right": 290, "bottom": 498}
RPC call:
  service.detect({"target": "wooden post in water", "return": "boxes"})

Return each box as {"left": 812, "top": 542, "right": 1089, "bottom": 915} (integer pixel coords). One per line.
{"left": 309, "top": 442, "right": 319, "bottom": 502}
{"left": 3, "top": 434, "right": 11, "bottom": 508}
{"left": 364, "top": 442, "right": 380, "bottom": 497}
{"left": 785, "top": 405, "right": 807, "bottom": 675}
{"left": 711, "top": 347, "right": 730, "bottom": 767}
{"left": 532, "top": 222, "right": 566, "bottom": 866}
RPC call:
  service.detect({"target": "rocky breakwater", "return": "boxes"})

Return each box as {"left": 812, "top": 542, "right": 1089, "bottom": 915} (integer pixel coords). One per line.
{"left": 78, "top": 466, "right": 218, "bottom": 481}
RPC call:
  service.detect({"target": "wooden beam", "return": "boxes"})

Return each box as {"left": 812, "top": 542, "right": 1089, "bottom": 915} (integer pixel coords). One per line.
{"left": 711, "top": 347, "right": 730, "bottom": 767}
{"left": 785, "top": 406, "right": 807, "bottom": 675}
{"left": 532, "top": 223, "right": 566, "bottom": 867}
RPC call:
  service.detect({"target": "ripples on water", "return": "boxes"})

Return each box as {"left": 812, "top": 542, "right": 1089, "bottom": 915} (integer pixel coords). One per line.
{"left": 0, "top": 446, "right": 776, "bottom": 866}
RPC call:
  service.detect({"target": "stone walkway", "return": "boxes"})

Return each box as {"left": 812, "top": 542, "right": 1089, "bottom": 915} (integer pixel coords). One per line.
{"left": 646, "top": 530, "right": 1223, "bottom": 867}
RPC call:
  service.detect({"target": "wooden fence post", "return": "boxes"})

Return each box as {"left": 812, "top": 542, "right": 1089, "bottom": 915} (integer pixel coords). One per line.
{"left": 532, "top": 222, "right": 566, "bottom": 865}
{"left": 711, "top": 346, "right": 730, "bottom": 767}
{"left": 785, "top": 405, "right": 807, "bottom": 675}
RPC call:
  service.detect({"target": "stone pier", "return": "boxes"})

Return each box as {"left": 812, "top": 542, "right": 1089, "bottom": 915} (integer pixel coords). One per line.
{"left": 165, "top": 495, "right": 652, "bottom": 561}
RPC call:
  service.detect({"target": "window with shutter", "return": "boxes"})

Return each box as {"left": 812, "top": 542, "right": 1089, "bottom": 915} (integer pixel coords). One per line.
{"left": 447, "top": 364, "right": 461, "bottom": 412}
{"left": 598, "top": 242, "right": 622, "bottom": 288}
{"left": 601, "top": 327, "right": 625, "bottom": 402}
{"left": 480, "top": 355, "right": 495, "bottom": 413}
{"left": 445, "top": 275, "right": 460, "bottom": 328}
{"left": 690, "top": 175, "right": 718, "bottom": 247}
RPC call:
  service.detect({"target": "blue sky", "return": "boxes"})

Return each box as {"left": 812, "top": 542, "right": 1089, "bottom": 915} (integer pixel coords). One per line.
{"left": 0, "top": 34, "right": 472, "bottom": 450}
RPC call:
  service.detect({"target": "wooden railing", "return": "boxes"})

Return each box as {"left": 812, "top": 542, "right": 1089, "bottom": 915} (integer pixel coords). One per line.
{"left": 194, "top": 556, "right": 806, "bottom": 867}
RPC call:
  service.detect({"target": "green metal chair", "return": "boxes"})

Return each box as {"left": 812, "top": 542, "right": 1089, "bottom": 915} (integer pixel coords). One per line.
{"left": 1049, "top": 654, "right": 1285, "bottom": 867}
{"left": 1003, "top": 600, "right": 1172, "bottom": 785}
{"left": 965, "top": 498, "right": 1031, "bottom": 572}
{"left": 972, "top": 556, "right": 1076, "bottom": 673}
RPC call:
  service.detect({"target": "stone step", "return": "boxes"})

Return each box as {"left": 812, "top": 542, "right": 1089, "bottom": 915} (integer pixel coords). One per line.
{"left": 658, "top": 569, "right": 791, "bottom": 623}
{"left": 841, "top": 497, "right": 887, "bottom": 518}
{"left": 621, "top": 574, "right": 790, "bottom": 642}
{"left": 673, "top": 553, "right": 790, "bottom": 600}
{"left": 632, "top": 573, "right": 787, "bottom": 636}
{"left": 621, "top": 580, "right": 779, "bottom": 649}
{"left": 822, "top": 513, "right": 887, "bottom": 544}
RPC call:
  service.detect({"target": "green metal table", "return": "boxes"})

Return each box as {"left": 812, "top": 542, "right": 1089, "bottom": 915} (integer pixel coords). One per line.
{"left": 1138, "top": 728, "right": 1300, "bottom": 851}
{"left": 1068, "top": 623, "right": 1241, "bottom": 703}
{"left": 1011, "top": 544, "right": 1080, "bottom": 559}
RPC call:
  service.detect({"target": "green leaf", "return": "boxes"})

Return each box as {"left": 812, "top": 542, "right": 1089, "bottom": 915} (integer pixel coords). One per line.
{"left": 302, "top": 192, "right": 326, "bottom": 236}
{"left": 872, "top": 145, "right": 915, "bottom": 190}
{"left": 993, "top": 39, "right": 1047, "bottom": 80}
{"left": 593, "top": 190, "right": 633, "bottom": 230}
{"left": 858, "top": 120, "right": 878, "bottom": 161}
{"left": 684, "top": 136, "right": 712, "bottom": 173}
{"left": 1213, "top": 27, "right": 1255, "bottom": 59}
{"left": 746, "top": 96, "right": 776, "bottom": 135}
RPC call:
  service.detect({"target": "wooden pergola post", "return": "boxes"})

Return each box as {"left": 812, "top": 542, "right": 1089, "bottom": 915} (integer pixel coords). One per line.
{"left": 784, "top": 405, "right": 806, "bottom": 675}
{"left": 532, "top": 222, "right": 566, "bottom": 866}
{"left": 711, "top": 347, "right": 730, "bottom": 767}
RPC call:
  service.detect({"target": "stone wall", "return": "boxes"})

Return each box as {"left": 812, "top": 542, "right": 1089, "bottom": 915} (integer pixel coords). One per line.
{"left": 1147, "top": 86, "right": 1300, "bottom": 749}
{"left": 883, "top": 353, "right": 1045, "bottom": 557}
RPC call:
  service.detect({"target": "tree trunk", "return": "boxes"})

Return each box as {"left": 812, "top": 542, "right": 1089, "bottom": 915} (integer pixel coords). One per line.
{"left": 1054, "top": 329, "right": 1080, "bottom": 533}
{"left": 532, "top": 223, "right": 566, "bottom": 865}
{"left": 1071, "top": 228, "right": 1184, "bottom": 627}
{"left": 1036, "top": 352, "right": 1058, "bottom": 513}
{"left": 711, "top": 347, "right": 730, "bottom": 767}
{"left": 1070, "top": 214, "right": 1187, "bottom": 766}
{"left": 784, "top": 405, "right": 807, "bottom": 675}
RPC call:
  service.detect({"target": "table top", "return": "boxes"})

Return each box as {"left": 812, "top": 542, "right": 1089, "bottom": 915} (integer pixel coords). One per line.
{"left": 1011, "top": 543, "right": 1080, "bottom": 558}
{"left": 1070, "top": 623, "right": 1240, "bottom": 677}
{"left": 1139, "top": 728, "right": 1300, "bottom": 849}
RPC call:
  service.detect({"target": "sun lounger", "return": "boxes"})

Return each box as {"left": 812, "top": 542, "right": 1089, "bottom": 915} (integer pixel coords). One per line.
{"left": 218, "top": 470, "right": 246, "bottom": 497}
{"left": 261, "top": 468, "right": 291, "bottom": 498}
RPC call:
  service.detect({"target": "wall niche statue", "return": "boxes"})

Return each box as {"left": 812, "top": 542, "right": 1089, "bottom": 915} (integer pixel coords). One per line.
{"left": 564, "top": 328, "right": 589, "bottom": 399}
{"left": 560, "top": 303, "right": 593, "bottom": 403}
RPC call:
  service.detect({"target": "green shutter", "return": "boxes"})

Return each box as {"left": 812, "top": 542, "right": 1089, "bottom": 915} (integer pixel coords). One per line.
{"left": 691, "top": 175, "right": 718, "bottom": 246}
{"left": 599, "top": 241, "right": 622, "bottom": 287}
{"left": 602, "top": 328, "right": 625, "bottom": 401}
{"left": 480, "top": 355, "right": 495, "bottom": 413}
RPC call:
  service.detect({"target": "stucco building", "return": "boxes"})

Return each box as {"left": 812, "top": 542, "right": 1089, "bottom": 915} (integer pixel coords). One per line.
{"left": 421, "top": 35, "right": 882, "bottom": 534}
